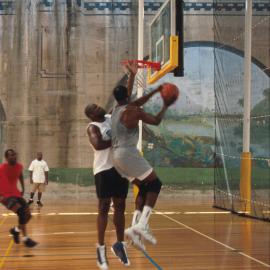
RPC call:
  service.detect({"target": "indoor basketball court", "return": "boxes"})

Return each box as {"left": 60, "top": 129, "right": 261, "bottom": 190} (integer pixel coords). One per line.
{"left": 0, "top": 0, "right": 269, "bottom": 269}
{"left": 0, "top": 196, "right": 270, "bottom": 269}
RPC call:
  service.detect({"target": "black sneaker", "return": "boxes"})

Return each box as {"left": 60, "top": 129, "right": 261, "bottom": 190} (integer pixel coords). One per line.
{"left": 24, "top": 238, "right": 38, "bottom": 248}
{"left": 97, "top": 245, "right": 108, "bottom": 270}
{"left": 28, "top": 199, "right": 33, "bottom": 205}
{"left": 10, "top": 227, "right": 20, "bottom": 244}
{"left": 111, "top": 242, "right": 130, "bottom": 266}
{"left": 37, "top": 201, "right": 43, "bottom": 207}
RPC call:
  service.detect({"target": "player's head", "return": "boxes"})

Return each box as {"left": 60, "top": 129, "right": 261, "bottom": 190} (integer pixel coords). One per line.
{"left": 37, "top": 152, "right": 43, "bottom": 160}
{"left": 85, "top": 103, "right": 106, "bottom": 121}
{"left": 4, "top": 149, "right": 17, "bottom": 165}
{"left": 113, "top": 85, "right": 128, "bottom": 104}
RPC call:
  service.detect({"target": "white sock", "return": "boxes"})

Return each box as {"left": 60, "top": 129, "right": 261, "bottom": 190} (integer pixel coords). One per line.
{"left": 131, "top": 210, "right": 141, "bottom": 226}
{"left": 97, "top": 244, "right": 107, "bottom": 263}
{"left": 138, "top": 206, "right": 152, "bottom": 228}
{"left": 22, "top": 236, "right": 29, "bottom": 242}
{"left": 14, "top": 227, "right": 20, "bottom": 232}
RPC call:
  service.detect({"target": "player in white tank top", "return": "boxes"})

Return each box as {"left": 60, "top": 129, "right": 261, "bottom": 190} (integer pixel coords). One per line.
{"left": 85, "top": 104, "right": 129, "bottom": 268}
{"left": 84, "top": 60, "right": 138, "bottom": 269}
{"left": 87, "top": 114, "right": 113, "bottom": 175}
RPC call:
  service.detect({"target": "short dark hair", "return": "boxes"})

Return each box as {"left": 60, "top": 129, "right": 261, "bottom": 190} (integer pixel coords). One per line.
{"left": 113, "top": 85, "right": 128, "bottom": 101}
{"left": 84, "top": 103, "right": 94, "bottom": 118}
{"left": 4, "top": 149, "right": 16, "bottom": 158}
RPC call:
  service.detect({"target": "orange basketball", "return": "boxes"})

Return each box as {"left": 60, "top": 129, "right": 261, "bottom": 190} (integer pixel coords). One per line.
{"left": 160, "top": 83, "right": 179, "bottom": 105}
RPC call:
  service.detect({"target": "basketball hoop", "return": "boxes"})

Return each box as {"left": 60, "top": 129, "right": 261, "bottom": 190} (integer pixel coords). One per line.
{"left": 121, "top": 60, "right": 161, "bottom": 71}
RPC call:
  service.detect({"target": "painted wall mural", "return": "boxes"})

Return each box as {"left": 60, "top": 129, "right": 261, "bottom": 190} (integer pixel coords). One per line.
{"left": 143, "top": 44, "right": 269, "bottom": 168}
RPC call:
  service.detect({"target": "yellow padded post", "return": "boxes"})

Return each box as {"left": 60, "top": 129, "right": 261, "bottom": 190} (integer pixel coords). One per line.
{"left": 240, "top": 152, "right": 252, "bottom": 213}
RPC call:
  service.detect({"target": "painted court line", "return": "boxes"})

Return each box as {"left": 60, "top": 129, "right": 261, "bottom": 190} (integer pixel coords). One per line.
{"left": 157, "top": 211, "right": 270, "bottom": 268}
{"left": 0, "top": 216, "right": 9, "bottom": 268}
{"left": 142, "top": 250, "right": 163, "bottom": 270}
{"left": 0, "top": 216, "right": 7, "bottom": 227}
{"left": 28, "top": 227, "right": 186, "bottom": 237}
{"left": 183, "top": 211, "right": 231, "bottom": 214}
{"left": 107, "top": 215, "right": 163, "bottom": 270}
{"left": 1, "top": 211, "right": 232, "bottom": 217}
{"left": 0, "top": 240, "right": 13, "bottom": 269}
{"left": 0, "top": 216, "right": 13, "bottom": 269}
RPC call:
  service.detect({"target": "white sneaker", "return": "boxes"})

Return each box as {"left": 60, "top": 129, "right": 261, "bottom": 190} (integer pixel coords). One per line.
{"left": 132, "top": 224, "right": 157, "bottom": 245}
{"left": 110, "top": 202, "right": 114, "bottom": 212}
{"left": 131, "top": 236, "right": 146, "bottom": 251}
{"left": 125, "top": 227, "right": 145, "bottom": 251}
{"left": 96, "top": 244, "right": 109, "bottom": 270}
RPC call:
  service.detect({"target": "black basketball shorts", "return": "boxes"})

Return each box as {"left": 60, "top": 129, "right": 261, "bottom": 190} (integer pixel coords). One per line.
{"left": 95, "top": 167, "right": 129, "bottom": 199}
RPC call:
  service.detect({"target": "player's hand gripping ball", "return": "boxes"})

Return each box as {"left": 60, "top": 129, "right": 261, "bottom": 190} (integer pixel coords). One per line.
{"left": 160, "top": 83, "right": 179, "bottom": 106}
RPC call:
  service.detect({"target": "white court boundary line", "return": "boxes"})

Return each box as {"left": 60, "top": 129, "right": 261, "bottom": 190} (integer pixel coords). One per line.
{"left": 0, "top": 211, "right": 232, "bottom": 217}
{"left": 156, "top": 211, "right": 270, "bottom": 268}
{"left": 5, "top": 227, "right": 186, "bottom": 238}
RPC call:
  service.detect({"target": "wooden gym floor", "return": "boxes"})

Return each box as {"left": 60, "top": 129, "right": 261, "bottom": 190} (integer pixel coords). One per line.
{"left": 0, "top": 195, "right": 269, "bottom": 270}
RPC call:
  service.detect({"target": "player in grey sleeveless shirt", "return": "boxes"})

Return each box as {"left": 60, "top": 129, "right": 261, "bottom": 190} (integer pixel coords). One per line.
{"left": 111, "top": 83, "right": 176, "bottom": 250}
{"left": 111, "top": 105, "right": 153, "bottom": 181}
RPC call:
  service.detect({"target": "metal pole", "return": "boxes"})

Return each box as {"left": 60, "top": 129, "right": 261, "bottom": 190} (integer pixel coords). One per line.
{"left": 242, "top": 0, "right": 252, "bottom": 152}
{"left": 240, "top": 0, "right": 253, "bottom": 212}
{"left": 137, "top": 0, "right": 144, "bottom": 152}
{"left": 133, "top": 0, "right": 144, "bottom": 198}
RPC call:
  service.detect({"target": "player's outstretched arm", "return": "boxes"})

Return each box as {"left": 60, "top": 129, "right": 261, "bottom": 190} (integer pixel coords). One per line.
{"left": 45, "top": 171, "right": 49, "bottom": 185}
{"left": 121, "top": 94, "right": 174, "bottom": 128}
{"left": 125, "top": 60, "right": 138, "bottom": 98}
{"left": 19, "top": 173, "right": 25, "bottom": 196}
{"left": 87, "top": 125, "right": 111, "bottom": 150}
{"left": 29, "top": 161, "right": 33, "bottom": 184}
{"left": 138, "top": 95, "right": 175, "bottom": 125}
{"left": 130, "top": 86, "right": 162, "bottom": 107}
{"left": 29, "top": 171, "right": 33, "bottom": 184}
{"left": 138, "top": 104, "right": 169, "bottom": 126}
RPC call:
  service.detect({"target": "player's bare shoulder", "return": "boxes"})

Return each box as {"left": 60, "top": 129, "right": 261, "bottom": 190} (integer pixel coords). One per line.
{"left": 87, "top": 123, "right": 99, "bottom": 135}
{"left": 126, "top": 104, "right": 141, "bottom": 112}
{"left": 123, "top": 105, "right": 141, "bottom": 118}
{"left": 121, "top": 105, "right": 141, "bottom": 128}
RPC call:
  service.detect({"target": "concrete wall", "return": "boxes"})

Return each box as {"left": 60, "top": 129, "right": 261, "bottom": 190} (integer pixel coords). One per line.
{"left": 0, "top": 0, "right": 269, "bottom": 168}
{"left": 0, "top": 0, "right": 138, "bottom": 167}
